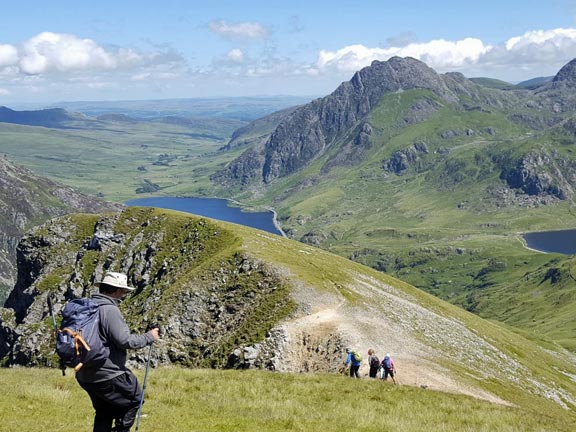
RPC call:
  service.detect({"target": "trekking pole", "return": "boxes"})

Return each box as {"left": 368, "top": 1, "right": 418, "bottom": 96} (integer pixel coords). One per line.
{"left": 135, "top": 324, "right": 158, "bottom": 432}
{"left": 46, "top": 294, "right": 65, "bottom": 376}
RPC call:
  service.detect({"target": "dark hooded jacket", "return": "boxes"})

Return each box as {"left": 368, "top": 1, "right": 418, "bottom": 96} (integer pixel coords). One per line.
{"left": 76, "top": 293, "right": 154, "bottom": 383}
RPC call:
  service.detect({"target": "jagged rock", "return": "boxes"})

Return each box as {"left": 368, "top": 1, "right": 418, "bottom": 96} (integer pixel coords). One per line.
{"left": 0, "top": 157, "right": 122, "bottom": 303}
{"left": 502, "top": 152, "right": 573, "bottom": 199}
{"left": 0, "top": 208, "right": 295, "bottom": 370}
{"left": 383, "top": 142, "right": 429, "bottom": 174}
{"left": 216, "top": 57, "right": 460, "bottom": 185}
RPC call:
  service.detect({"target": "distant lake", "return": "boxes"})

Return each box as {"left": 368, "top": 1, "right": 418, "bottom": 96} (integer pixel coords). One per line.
{"left": 125, "top": 197, "right": 283, "bottom": 236}
{"left": 522, "top": 229, "right": 576, "bottom": 254}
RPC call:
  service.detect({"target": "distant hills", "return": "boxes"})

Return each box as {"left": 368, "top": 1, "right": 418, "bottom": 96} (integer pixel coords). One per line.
{"left": 39, "top": 95, "right": 315, "bottom": 121}
{"left": 0, "top": 106, "right": 82, "bottom": 128}
{"left": 0, "top": 95, "right": 313, "bottom": 132}
{"left": 516, "top": 76, "right": 554, "bottom": 88}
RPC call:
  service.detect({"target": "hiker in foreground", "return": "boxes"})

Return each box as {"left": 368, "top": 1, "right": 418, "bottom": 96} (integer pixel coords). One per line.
{"left": 344, "top": 348, "right": 362, "bottom": 378}
{"left": 381, "top": 353, "right": 397, "bottom": 384}
{"left": 367, "top": 348, "right": 380, "bottom": 378}
{"left": 76, "top": 272, "right": 159, "bottom": 432}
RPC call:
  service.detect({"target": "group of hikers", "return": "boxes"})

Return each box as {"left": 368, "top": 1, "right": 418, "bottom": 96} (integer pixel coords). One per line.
{"left": 55, "top": 270, "right": 397, "bottom": 432}
{"left": 343, "top": 347, "right": 397, "bottom": 383}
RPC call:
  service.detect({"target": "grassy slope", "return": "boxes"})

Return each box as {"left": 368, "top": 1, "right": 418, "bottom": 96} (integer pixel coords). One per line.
{"left": 3, "top": 210, "right": 576, "bottom": 428}
{"left": 230, "top": 90, "right": 576, "bottom": 350}
{"left": 228, "top": 220, "right": 576, "bottom": 414}
{"left": 1, "top": 368, "right": 574, "bottom": 432}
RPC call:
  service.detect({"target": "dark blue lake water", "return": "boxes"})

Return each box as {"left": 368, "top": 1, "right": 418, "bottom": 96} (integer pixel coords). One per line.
{"left": 125, "top": 197, "right": 283, "bottom": 236}
{"left": 522, "top": 229, "right": 576, "bottom": 254}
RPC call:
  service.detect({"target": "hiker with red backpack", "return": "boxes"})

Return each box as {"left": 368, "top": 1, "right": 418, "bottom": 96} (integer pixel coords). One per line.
{"left": 344, "top": 347, "right": 362, "bottom": 378}
{"left": 75, "top": 272, "right": 160, "bottom": 432}
{"left": 380, "top": 353, "right": 397, "bottom": 384}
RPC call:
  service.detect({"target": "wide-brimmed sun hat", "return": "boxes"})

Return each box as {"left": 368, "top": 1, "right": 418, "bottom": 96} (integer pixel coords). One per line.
{"left": 95, "top": 271, "right": 134, "bottom": 291}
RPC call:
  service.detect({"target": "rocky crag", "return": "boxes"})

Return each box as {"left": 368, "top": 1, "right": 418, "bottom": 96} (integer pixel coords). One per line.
{"left": 0, "top": 208, "right": 296, "bottom": 370}
{"left": 214, "top": 56, "right": 576, "bottom": 203}
{"left": 0, "top": 157, "right": 122, "bottom": 302}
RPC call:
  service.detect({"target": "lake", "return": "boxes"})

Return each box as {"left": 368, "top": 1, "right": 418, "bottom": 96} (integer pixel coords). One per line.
{"left": 522, "top": 229, "right": 576, "bottom": 254}
{"left": 125, "top": 197, "right": 283, "bottom": 236}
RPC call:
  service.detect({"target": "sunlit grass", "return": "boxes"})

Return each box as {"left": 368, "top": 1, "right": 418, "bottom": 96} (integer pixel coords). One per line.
{"left": 1, "top": 367, "right": 573, "bottom": 432}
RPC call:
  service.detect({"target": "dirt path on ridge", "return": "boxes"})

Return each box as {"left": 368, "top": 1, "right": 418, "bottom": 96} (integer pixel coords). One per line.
{"left": 275, "top": 273, "right": 511, "bottom": 406}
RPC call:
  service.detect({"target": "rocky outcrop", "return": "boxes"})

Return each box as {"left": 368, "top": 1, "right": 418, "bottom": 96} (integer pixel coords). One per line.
{"left": 0, "top": 157, "right": 122, "bottom": 303}
{"left": 551, "top": 58, "right": 576, "bottom": 88}
{"left": 501, "top": 151, "right": 575, "bottom": 199}
{"left": 221, "top": 106, "right": 299, "bottom": 151}
{"left": 383, "top": 142, "right": 429, "bottom": 174}
{"left": 0, "top": 208, "right": 295, "bottom": 369}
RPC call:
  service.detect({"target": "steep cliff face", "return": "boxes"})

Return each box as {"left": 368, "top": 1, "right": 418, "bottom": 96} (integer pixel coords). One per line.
{"left": 502, "top": 151, "right": 576, "bottom": 199}
{"left": 0, "top": 157, "right": 122, "bottom": 302}
{"left": 215, "top": 56, "right": 511, "bottom": 186}
{"left": 214, "top": 57, "right": 576, "bottom": 206}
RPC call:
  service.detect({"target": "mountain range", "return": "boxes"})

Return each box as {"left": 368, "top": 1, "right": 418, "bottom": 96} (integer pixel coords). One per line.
{"left": 205, "top": 57, "right": 576, "bottom": 352}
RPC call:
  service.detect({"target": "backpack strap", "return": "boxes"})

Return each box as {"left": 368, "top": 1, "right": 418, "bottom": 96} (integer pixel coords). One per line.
{"left": 59, "top": 327, "right": 91, "bottom": 371}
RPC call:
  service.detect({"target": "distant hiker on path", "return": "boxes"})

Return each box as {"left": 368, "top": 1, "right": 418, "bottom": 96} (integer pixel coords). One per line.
{"left": 344, "top": 348, "right": 362, "bottom": 378}
{"left": 381, "top": 353, "right": 397, "bottom": 384}
{"left": 76, "top": 272, "right": 160, "bottom": 432}
{"left": 367, "top": 348, "right": 380, "bottom": 378}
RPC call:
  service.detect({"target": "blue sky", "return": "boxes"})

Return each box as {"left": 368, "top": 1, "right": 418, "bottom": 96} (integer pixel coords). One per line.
{"left": 2, "top": 0, "right": 576, "bottom": 104}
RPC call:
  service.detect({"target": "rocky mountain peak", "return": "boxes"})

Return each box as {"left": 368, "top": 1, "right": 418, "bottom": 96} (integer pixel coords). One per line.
{"left": 552, "top": 58, "right": 576, "bottom": 87}
{"left": 342, "top": 56, "right": 454, "bottom": 101}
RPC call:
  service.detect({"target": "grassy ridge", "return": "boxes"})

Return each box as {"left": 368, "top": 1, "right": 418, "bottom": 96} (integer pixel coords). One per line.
{"left": 231, "top": 220, "right": 576, "bottom": 417}
{"left": 1, "top": 368, "right": 574, "bottom": 432}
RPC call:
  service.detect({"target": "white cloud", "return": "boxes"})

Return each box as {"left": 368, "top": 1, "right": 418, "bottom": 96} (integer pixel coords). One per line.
{"left": 0, "top": 32, "right": 185, "bottom": 76}
{"left": 499, "top": 28, "right": 576, "bottom": 64}
{"left": 208, "top": 20, "right": 269, "bottom": 40}
{"left": 0, "top": 87, "right": 10, "bottom": 96}
{"left": 314, "top": 38, "right": 492, "bottom": 74}
{"left": 0, "top": 44, "right": 18, "bottom": 67}
{"left": 312, "top": 28, "right": 576, "bottom": 80}
{"left": 227, "top": 48, "right": 244, "bottom": 63}
{"left": 19, "top": 32, "right": 116, "bottom": 74}
{"left": 505, "top": 28, "right": 576, "bottom": 51}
